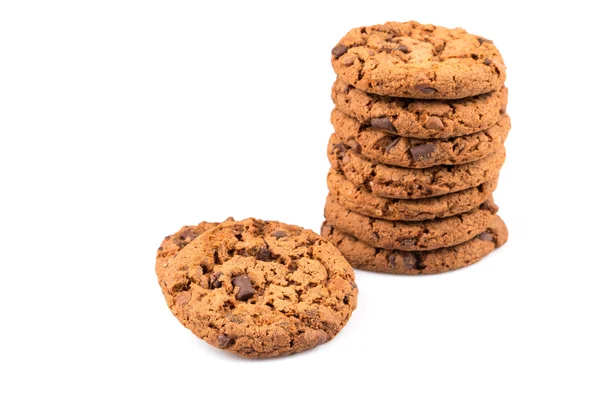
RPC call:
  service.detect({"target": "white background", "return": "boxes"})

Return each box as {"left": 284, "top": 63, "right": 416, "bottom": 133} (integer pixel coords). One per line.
{"left": 1, "top": 1, "right": 599, "bottom": 399}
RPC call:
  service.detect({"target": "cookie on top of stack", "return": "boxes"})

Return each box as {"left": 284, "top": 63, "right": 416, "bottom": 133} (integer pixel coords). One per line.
{"left": 322, "top": 21, "right": 510, "bottom": 274}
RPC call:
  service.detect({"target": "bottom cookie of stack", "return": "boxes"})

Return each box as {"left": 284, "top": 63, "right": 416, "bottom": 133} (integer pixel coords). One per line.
{"left": 321, "top": 215, "right": 507, "bottom": 275}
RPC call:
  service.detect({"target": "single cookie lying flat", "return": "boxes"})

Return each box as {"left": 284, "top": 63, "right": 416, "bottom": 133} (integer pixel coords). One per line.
{"left": 328, "top": 133, "right": 505, "bottom": 199}
{"left": 321, "top": 215, "right": 508, "bottom": 274}
{"left": 327, "top": 169, "right": 498, "bottom": 221}
{"left": 157, "top": 218, "right": 358, "bottom": 358}
{"left": 331, "top": 21, "right": 506, "bottom": 99}
{"left": 324, "top": 195, "right": 498, "bottom": 251}
{"left": 331, "top": 78, "right": 508, "bottom": 139}
{"left": 331, "top": 108, "right": 510, "bottom": 168}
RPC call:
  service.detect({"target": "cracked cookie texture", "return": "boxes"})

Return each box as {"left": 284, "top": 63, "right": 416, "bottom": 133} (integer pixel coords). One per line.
{"left": 321, "top": 215, "right": 508, "bottom": 274}
{"left": 331, "top": 21, "right": 506, "bottom": 99}
{"left": 328, "top": 133, "right": 505, "bottom": 199}
{"left": 331, "top": 108, "right": 510, "bottom": 168}
{"left": 327, "top": 169, "right": 498, "bottom": 221}
{"left": 156, "top": 218, "right": 358, "bottom": 358}
{"left": 332, "top": 78, "right": 508, "bottom": 139}
{"left": 324, "top": 194, "right": 498, "bottom": 251}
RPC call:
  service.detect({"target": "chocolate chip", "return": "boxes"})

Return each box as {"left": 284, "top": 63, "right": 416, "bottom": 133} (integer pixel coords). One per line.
{"left": 410, "top": 143, "right": 437, "bottom": 161}
{"left": 415, "top": 83, "right": 437, "bottom": 94}
{"left": 256, "top": 246, "right": 272, "bottom": 262}
{"left": 389, "top": 253, "right": 420, "bottom": 269}
{"left": 226, "top": 313, "right": 245, "bottom": 324}
{"left": 332, "top": 44, "right": 348, "bottom": 58}
{"left": 396, "top": 44, "right": 410, "bottom": 54}
{"left": 347, "top": 139, "right": 362, "bottom": 154}
{"left": 477, "top": 37, "right": 492, "bottom": 45}
{"left": 371, "top": 117, "right": 397, "bottom": 133}
{"left": 342, "top": 153, "right": 352, "bottom": 165}
{"left": 341, "top": 84, "right": 351, "bottom": 94}
{"left": 273, "top": 230, "right": 287, "bottom": 239}
{"left": 483, "top": 58, "right": 492, "bottom": 66}
{"left": 217, "top": 334, "right": 235, "bottom": 348}
{"left": 371, "top": 231, "right": 380, "bottom": 241}
{"left": 399, "top": 238, "right": 417, "bottom": 248}
{"left": 402, "top": 253, "right": 420, "bottom": 270}
{"left": 175, "top": 291, "right": 191, "bottom": 305}
{"left": 480, "top": 200, "right": 499, "bottom": 214}
{"left": 425, "top": 116, "right": 444, "bottom": 130}
{"left": 232, "top": 275, "right": 255, "bottom": 301}
{"left": 332, "top": 142, "right": 347, "bottom": 155}
{"left": 209, "top": 271, "right": 223, "bottom": 289}
{"left": 341, "top": 57, "right": 354, "bottom": 66}
{"left": 478, "top": 231, "right": 494, "bottom": 242}
{"left": 385, "top": 137, "right": 401, "bottom": 153}
{"left": 157, "top": 246, "right": 163, "bottom": 251}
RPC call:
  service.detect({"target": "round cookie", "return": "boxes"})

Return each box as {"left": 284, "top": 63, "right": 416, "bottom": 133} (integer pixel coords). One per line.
{"left": 332, "top": 78, "right": 508, "bottom": 139}
{"left": 328, "top": 133, "right": 505, "bottom": 199}
{"left": 157, "top": 218, "right": 358, "bottom": 359}
{"left": 331, "top": 21, "right": 506, "bottom": 99}
{"left": 321, "top": 215, "right": 508, "bottom": 274}
{"left": 331, "top": 108, "right": 510, "bottom": 168}
{"left": 324, "top": 194, "right": 498, "bottom": 251}
{"left": 327, "top": 169, "right": 498, "bottom": 221}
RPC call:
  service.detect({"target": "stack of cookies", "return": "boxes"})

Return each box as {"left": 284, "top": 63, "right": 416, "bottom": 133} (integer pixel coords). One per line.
{"left": 321, "top": 21, "right": 510, "bottom": 274}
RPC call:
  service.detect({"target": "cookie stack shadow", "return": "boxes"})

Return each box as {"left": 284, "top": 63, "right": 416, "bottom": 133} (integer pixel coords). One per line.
{"left": 321, "top": 22, "right": 510, "bottom": 274}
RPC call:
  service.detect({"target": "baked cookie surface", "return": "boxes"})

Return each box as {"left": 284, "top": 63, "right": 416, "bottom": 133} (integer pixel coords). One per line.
{"left": 157, "top": 218, "right": 358, "bottom": 358}
{"left": 331, "top": 108, "right": 510, "bottom": 168}
{"left": 331, "top": 21, "right": 506, "bottom": 99}
{"left": 327, "top": 169, "right": 497, "bottom": 221}
{"left": 324, "top": 195, "right": 498, "bottom": 251}
{"left": 321, "top": 215, "right": 508, "bottom": 274}
{"left": 328, "top": 134, "right": 505, "bottom": 199}
{"left": 332, "top": 78, "right": 508, "bottom": 139}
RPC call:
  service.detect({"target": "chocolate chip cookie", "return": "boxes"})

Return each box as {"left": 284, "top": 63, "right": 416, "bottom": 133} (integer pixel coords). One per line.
{"left": 327, "top": 169, "right": 498, "bottom": 221}
{"left": 331, "top": 21, "right": 506, "bottom": 99}
{"left": 332, "top": 78, "right": 508, "bottom": 139}
{"left": 157, "top": 218, "right": 358, "bottom": 358}
{"left": 331, "top": 109, "right": 510, "bottom": 168}
{"left": 321, "top": 215, "right": 508, "bottom": 274}
{"left": 328, "top": 133, "right": 505, "bottom": 199}
{"left": 324, "top": 195, "right": 498, "bottom": 251}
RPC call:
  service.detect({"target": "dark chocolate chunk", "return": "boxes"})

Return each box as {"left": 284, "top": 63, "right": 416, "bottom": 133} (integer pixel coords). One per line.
{"left": 332, "top": 44, "right": 348, "bottom": 58}
{"left": 410, "top": 143, "right": 437, "bottom": 161}
{"left": 396, "top": 44, "right": 410, "bottom": 54}
{"left": 256, "top": 246, "right": 272, "bottom": 262}
{"left": 414, "top": 83, "right": 437, "bottom": 94}
{"left": 232, "top": 275, "right": 255, "bottom": 301}
{"left": 483, "top": 58, "right": 492, "bottom": 66}
{"left": 332, "top": 142, "right": 347, "bottom": 155}
{"left": 347, "top": 139, "right": 362, "bottom": 154}
{"left": 402, "top": 253, "right": 419, "bottom": 269}
{"left": 209, "top": 271, "right": 223, "bottom": 289}
{"left": 425, "top": 116, "right": 444, "bottom": 130}
{"left": 371, "top": 117, "right": 397, "bottom": 133}
{"left": 478, "top": 231, "right": 494, "bottom": 242}
{"left": 273, "top": 230, "right": 287, "bottom": 239}
{"left": 477, "top": 37, "right": 492, "bottom": 45}
{"left": 217, "top": 334, "right": 235, "bottom": 348}
{"left": 480, "top": 200, "right": 499, "bottom": 214}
